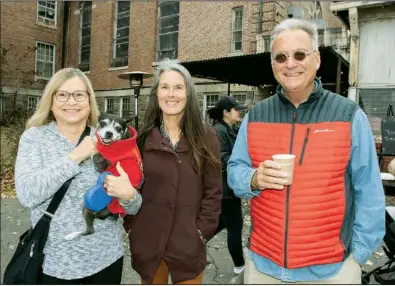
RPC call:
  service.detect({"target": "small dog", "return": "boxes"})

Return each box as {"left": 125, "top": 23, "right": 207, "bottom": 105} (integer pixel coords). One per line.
{"left": 93, "top": 113, "right": 133, "bottom": 173}
{"left": 65, "top": 113, "right": 143, "bottom": 241}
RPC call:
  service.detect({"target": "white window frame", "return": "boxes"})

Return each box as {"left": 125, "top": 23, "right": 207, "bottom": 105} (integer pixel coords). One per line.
{"left": 157, "top": 1, "right": 179, "bottom": 61}
{"left": 37, "top": 1, "right": 57, "bottom": 26}
{"left": 35, "top": 41, "right": 55, "bottom": 80}
{"left": 79, "top": 2, "right": 92, "bottom": 66}
{"left": 28, "top": 96, "right": 39, "bottom": 114}
{"left": 203, "top": 94, "right": 219, "bottom": 120}
{"left": 232, "top": 94, "right": 247, "bottom": 105}
{"left": 232, "top": 7, "right": 243, "bottom": 53}
{"left": 120, "top": 97, "right": 130, "bottom": 117}
{"left": 105, "top": 98, "right": 115, "bottom": 114}
{"left": 263, "top": 35, "right": 271, "bottom": 52}
{"left": 112, "top": 1, "right": 130, "bottom": 67}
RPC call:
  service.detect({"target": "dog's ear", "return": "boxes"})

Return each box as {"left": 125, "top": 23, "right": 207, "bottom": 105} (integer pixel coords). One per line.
{"left": 98, "top": 113, "right": 107, "bottom": 121}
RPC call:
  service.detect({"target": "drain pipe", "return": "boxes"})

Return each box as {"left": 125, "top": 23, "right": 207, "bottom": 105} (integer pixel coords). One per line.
{"left": 61, "top": 1, "right": 69, "bottom": 68}
{"left": 258, "top": 0, "right": 263, "bottom": 34}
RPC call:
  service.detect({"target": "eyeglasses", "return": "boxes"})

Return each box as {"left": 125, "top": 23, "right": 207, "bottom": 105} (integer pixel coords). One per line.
{"left": 54, "top": 90, "right": 89, "bottom": 102}
{"left": 272, "top": 50, "right": 316, "bottom": 64}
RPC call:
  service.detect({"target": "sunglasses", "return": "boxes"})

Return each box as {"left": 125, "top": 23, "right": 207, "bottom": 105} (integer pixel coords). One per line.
{"left": 272, "top": 50, "right": 316, "bottom": 64}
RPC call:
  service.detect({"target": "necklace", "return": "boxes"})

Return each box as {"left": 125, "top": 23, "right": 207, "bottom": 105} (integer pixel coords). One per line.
{"left": 165, "top": 128, "right": 181, "bottom": 140}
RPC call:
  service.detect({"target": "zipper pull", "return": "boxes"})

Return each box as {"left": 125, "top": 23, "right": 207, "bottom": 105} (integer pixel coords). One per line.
{"left": 304, "top": 128, "right": 310, "bottom": 142}
{"left": 30, "top": 242, "right": 35, "bottom": 257}
{"left": 299, "top": 127, "right": 311, "bottom": 165}
{"left": 293, "top": 112, "right": 296, "bottom": 122}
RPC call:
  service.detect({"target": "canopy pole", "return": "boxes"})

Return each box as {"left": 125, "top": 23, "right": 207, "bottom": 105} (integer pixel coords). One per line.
{"left": 228, "top": 82, "right": 231, "bottom": 96}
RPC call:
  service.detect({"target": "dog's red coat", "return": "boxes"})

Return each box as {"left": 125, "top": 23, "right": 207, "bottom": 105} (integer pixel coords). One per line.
{"left": 95, "top": 126, "right": 143, "bottom": 217}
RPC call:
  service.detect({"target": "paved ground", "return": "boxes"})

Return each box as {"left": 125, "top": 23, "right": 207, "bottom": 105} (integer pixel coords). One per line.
{"left": 0, "top": 198, "right": 389, "bottom": 284}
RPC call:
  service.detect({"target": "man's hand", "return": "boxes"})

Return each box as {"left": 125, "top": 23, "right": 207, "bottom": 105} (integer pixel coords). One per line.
{"left": 103, "top": 162, "right": 136, "bottom": 201}
{"left": 251, "top": 160, "right": 288, "bottom": 190}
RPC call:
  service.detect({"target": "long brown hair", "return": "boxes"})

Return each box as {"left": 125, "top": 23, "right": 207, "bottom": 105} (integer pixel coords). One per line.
{"left": 138, "top": 61, "right": 220, "bottom": 173}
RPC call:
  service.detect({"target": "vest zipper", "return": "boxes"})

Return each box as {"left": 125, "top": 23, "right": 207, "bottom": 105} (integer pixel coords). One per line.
{"left": 299, "top": 127, "right": 310, "bottom": 165}
{"left": 284, "top": 111, "right": 297, "bottom": 268}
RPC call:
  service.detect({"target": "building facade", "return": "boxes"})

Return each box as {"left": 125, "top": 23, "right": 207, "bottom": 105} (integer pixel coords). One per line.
{"left": 1, "top": 1, "right": 65, "bottom": 119}
{"left": 331, "top": 1, "right": 395, "bottom": 171}
{"left": 1, "top": 1, "right": 348, "bottom": 124}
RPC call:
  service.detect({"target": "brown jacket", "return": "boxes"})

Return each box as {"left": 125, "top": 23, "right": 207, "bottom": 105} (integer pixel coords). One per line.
{"left": 124, "top": 127, "right": 222, "bottom": 284}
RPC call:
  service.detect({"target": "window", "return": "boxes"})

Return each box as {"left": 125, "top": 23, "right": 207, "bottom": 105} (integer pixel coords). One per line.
{"left": 263, "top": 35, "right": 271, "bottom": 52}
{"left": 0, "top": 95, "right": 4, "bottom": 120}
{"left": 37, "top": 1, "right": 57, "bottom": 26}
{"left": 79, "top": 2, "right": 92, "bottom": 71}
{"left": 28, "top": 97, "right": 39, "bottom": 115}
{"left": 203, "top": 94, "right": 219, "bottom": 119}
{"left": 105, "top": 98, "right": 115, "bottom": 114}
{"left": 232, "top": 94, "right": 247, "bottom": 105}
{"left": 157, "top": 1, "right": 179, "bottom": 61}
{"left": 120, "top": 97, "right": 130, "bottom": 118}
{"left": 232, "top": 7, "right": 243, "bottom": 53}
{"left": 359, "top": 88, "right": 395, "bottom": 136}
{"left": 35, "top": 42, "right": 55, "bottom": 79}
{"left": 112, "top": 1, "right": 130, "bottom": 67}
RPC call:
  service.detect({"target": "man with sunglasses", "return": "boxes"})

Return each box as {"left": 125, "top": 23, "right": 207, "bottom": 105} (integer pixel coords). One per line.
{"left": 227, "top": 18, "right": 385, "bottom": 284}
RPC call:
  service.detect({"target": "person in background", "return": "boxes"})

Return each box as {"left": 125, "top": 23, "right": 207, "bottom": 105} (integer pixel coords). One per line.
{"left": 123, "top": 61, "right": 222, "bottom": 284}
{"left": 15, "top": 68, "right": 142, "bottom": 284}
{"left": 207, "top": 96, "right": 246, "bottom": 275}
{"left": 227, "top": 18, "right": 385, "bottom": 284}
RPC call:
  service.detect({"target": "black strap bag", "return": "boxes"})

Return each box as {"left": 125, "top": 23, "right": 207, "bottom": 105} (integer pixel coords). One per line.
{"left": 3, "top": 126, "right": 90, "bottom": 285}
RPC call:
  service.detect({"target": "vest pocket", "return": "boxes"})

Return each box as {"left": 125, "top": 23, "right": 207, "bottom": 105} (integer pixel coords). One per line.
{"left": 299, "top": 127, "right": 310, "bottom": 165}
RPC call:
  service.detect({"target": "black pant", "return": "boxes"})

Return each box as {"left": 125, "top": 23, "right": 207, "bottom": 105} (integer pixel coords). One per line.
{"left": 39, "top": 256, "right": 123, "bottom": 285}
{"left": 215, "top": 199, "right": 245, "bottom": 267}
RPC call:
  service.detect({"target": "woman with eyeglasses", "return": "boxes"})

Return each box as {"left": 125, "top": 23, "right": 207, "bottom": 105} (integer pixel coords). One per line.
{"left": 14, "top": 68, "right": 141, "bottom": 284}
{"left": 207, "top": 96, "right": 246, "bottom": 275}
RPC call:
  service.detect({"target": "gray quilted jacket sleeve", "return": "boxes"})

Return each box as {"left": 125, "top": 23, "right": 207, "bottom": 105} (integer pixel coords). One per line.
{"left": 15, "top": 127, "right": 82, "bottom": 208}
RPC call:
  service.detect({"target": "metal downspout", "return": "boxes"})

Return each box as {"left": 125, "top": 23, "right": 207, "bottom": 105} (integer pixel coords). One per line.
{"left": 258, "top": 0, "right": 263, "bottom": 34}
{"left": 61, "top": 1, "right": 69, "bottom": 68}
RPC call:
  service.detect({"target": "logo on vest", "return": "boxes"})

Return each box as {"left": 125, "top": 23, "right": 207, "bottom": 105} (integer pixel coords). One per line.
{"left": 313, "top": 129, "right": 334, "bottom": 133}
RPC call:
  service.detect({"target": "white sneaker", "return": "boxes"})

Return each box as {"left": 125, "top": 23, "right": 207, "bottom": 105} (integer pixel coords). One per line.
{"left": 233, "top": 265, "right": 245, "bottom": 274}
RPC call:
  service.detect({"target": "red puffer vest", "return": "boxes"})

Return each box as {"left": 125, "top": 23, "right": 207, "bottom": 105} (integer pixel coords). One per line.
{"left": 247, "top": 79, "right": 359, "bottom": 269}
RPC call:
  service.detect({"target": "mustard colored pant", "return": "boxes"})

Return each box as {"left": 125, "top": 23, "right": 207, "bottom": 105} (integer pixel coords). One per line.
{"left": 141, "top": 259, "right": 203, "bottom": 285}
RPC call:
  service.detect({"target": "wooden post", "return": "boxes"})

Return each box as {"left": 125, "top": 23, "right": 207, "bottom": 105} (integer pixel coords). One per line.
{"left": 348, "top": 7, "right": 359, "bottom": 87}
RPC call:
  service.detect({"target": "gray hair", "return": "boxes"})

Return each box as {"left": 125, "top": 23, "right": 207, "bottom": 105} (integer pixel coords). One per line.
{"left": 153, "top": 60, "right": 194, "bottom": 89}
{"left": 270, "top": 18, "right": 319, "bottom": 52}
{"left": 148, "top": 60, "right": 202, "bottom": 121}
{"left": 151, "top": 60, "right": 197, "bottom": 106}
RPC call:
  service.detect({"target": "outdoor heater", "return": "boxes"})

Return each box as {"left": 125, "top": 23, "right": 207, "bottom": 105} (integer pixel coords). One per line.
{"left": 117, "top": 71, "right": 153, "bottom": 130}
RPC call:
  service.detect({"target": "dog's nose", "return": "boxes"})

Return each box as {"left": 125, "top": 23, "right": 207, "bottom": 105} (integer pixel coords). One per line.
{"left": 105, "top": 131, "right": 113, "bottom": 138}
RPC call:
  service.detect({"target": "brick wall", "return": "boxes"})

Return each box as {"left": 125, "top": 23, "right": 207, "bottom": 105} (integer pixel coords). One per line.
{"left": 65, "top": 2, "right": 157, "bottom": 90}
{"left": 258, "top": 1, "right": 345, "bottom": 36}
{"left": 1, "top": 2, "right": 64, "bottom": 90}
{"left": 179, "top": 1, "right": 258, "bottom": 61}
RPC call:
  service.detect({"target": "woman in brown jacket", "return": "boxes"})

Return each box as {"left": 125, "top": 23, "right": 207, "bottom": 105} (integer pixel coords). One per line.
{"left": 124, "top": 61, "right": 222, "bottom": 284}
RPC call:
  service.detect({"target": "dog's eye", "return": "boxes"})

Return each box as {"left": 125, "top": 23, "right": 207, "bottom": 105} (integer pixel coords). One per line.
{"left": 115, "top": 127, "right": 122, "bottom": 133}
{"left": 100, "top": 122, "right": 106, "bottom": 128}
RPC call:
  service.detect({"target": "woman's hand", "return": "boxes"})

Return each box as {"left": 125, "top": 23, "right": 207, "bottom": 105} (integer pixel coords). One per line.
{"left": 69, "top": 136, "right": 97, "bottom": 164}
{"left": 103, "top": 162, "right": 136, "bottom": 201}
